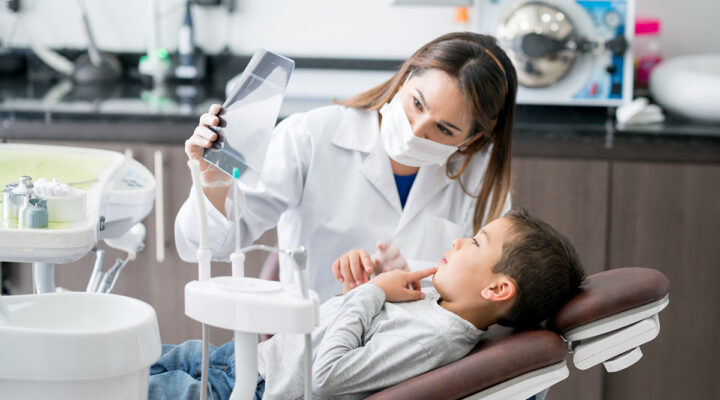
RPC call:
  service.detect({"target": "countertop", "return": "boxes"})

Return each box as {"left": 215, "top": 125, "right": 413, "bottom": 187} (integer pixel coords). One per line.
{"left": 1, "top": 73, "right": 719, "bottom": 164}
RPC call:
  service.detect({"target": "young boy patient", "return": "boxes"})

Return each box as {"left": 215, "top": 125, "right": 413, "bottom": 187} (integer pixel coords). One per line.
{"left": 149, "top": 208, "right": 585, "bottom": 400}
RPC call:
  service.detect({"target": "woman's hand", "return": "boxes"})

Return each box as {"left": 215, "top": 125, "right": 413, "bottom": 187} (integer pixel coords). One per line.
{"left": 370, "top": 267, "right": 437, "bottom": 302}
{"left": 371, "top": 240, "right": 408, "bottom": 274}
{"left": 184, "top": 104, "right": 231, "bottom": 186}
{"left": 332, "top": 249, "right": 375, "bottom": 292}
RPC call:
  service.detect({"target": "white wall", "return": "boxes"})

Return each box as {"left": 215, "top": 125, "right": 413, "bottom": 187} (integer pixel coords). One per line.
{"left": 634, "top": 0, "right": 719, "bottom": 57}
{"left": 0, "top": 0, "right": 717, "bottom": 60}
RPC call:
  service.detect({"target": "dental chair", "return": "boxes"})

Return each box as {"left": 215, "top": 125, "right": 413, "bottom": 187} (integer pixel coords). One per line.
{"left": 367, "top": 267, "right": 670, "bottom": 400}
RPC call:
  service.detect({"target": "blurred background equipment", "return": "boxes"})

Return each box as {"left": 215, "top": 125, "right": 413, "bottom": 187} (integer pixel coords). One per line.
{"left": 633, "top": 18, "right": 662, "bottom": 95}
{"left": 27, "top": 0, "right": 121, "bottom": 84}
{"left": 474, "top": 0, "right": 635, "bottom": 106}
{"left": 71, "top": 0, "right": 121, "bottom": 84}
{"left": 173, "top": 0, "right": 206, "bottom": 81}
{"left": 649, "top": 53, "right": 720, "bottom": 122}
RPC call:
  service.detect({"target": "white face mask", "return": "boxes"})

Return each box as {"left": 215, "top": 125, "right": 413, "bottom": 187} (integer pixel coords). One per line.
{"left": 379, "top": 94, "right": 466, "bottom": 167}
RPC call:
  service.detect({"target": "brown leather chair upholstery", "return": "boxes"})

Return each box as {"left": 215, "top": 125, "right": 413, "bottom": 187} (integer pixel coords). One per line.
{"left": 551, "top": 267, "right": 670, "bottom": 334}
{"left": 366, "top": 326, "right": 567, "bottom": 400}
{"left": 367, "top": 267, "right": 670, "bottom": 400}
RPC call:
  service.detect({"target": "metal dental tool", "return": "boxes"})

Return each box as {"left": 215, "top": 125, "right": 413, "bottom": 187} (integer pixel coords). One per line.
{"left": 96, "top": 257, "right": 130, "bottom": 294}
{"left": 92, "top": 223, "right": 146, "bottom": 294}
{"left": 97, "top": 258, "right": 130, "bottom": 293}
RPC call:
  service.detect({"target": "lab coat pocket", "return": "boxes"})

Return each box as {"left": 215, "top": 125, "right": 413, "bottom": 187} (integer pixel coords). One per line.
{"left": 429, "top": 215, "right": 466, "bottom": 237}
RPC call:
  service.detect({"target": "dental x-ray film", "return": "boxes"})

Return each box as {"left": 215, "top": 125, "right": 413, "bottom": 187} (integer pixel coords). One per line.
{"left": 203, "top": 49, "right": 295, "bottom": 188}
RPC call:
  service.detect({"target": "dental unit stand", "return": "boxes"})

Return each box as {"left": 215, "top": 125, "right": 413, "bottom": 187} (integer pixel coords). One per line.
{"left": 33, "top": 263, "right": 56, "bottom": 294}
{"left": 186, "top": 161, "right": 318, "bottom": 400}
{"left": 0, "top": 144, "right": 161, "bottom": 400}
{"left": 1, "top": 145, "right": 155, "bottom": 295}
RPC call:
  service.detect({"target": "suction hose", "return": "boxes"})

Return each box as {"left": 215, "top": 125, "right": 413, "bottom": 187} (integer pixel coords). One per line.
{"left": 187, "top": 160, "right": 211, "bottom": 400}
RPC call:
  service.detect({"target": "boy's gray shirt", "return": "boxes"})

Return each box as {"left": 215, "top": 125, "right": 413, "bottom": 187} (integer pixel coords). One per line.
{"left": 257, "top": 283, "right": 485, "bottom": 399}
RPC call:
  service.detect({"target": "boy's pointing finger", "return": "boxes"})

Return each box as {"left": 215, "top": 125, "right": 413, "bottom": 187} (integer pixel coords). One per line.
{"left": 408, "top": 267, "right": 438, "bottom": 281}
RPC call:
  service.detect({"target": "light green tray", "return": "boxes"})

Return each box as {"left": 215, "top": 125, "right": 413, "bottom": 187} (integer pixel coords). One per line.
{"left": 1, "top": 149, "right": 110, "bottom": 230}
{"left": 0, "top": 150, "right": 108, "bottom": 190}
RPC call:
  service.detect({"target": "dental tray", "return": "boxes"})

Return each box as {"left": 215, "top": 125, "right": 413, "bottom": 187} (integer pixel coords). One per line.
{"left": 0, "top": 144, "right": 155, "bottom": 264}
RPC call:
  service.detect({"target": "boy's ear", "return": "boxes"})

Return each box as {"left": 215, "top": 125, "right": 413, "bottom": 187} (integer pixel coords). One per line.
{"left": 481, "top": 276, "right": 516, "bottom": 303}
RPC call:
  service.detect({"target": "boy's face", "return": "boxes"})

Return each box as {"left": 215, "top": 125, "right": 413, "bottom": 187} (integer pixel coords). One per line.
{"left": 432, "top": 217, "right": 513, "bottom": 301}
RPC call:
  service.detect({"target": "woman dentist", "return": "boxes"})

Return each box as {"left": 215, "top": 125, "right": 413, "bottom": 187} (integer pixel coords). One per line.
{"left": 175, "top": 32, "right": 518, "bottom": 302}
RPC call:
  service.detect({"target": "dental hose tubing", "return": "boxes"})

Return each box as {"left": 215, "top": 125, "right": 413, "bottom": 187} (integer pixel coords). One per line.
{"left": 304, "top": 333, "right": 312, "bottom": 400}
{"left": 187, "top": 160, "right": 210, "bottom": 400}
{"left": 201, "top": 324, "right": 210, "bottom": 400}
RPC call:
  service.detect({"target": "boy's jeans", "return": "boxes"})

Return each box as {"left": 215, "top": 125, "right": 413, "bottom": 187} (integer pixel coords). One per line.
{"left": 148, "top": 340, "right": 264, "bottom": 400}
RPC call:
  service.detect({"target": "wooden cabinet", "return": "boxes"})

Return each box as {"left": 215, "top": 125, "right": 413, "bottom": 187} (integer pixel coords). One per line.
{"left": 605, "top": 162, "right": 720, "bottom": 399}
{"left": 512, "top": 157, "right": 609, "bottom": 400}
{"left": 512, "top": 157, "right": 720, "bottom": 400}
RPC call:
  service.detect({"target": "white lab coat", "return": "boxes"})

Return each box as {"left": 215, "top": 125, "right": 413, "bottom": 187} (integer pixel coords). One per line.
{"left": 175, "top": 105, "right": 510, "bottom": 302}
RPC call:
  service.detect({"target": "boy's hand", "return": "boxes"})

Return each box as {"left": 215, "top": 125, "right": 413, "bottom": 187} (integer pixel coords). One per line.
{"left": 370, "top": 267, "right": 438, "bottom": 302}
{"left": 332, "top": 249, "right": 375, "bottom": 290}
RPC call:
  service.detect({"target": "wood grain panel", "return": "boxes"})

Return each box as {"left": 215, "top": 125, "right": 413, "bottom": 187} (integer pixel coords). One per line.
{"left": 606, "top": 162, "right": 720, "bottom": 400}
{"left": 513, "top": 157, "right": 610, "bottom": 400}
{"left": 512, "top": 157, "right": 609, "bottom": 275}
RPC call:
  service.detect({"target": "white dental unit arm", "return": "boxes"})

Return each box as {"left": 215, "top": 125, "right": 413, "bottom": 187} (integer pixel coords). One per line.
{"left": 185, "top": 162, "right": 318, "bottom": 400}
{"left": 183, "top": 49, "right": 318, "bottom": 400}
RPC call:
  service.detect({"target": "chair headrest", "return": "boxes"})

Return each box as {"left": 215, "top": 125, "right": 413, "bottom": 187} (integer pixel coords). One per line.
{"left": 366, "top": 326, "right": 567, "bottom": 400}
{"left": 551, "top": 267, "right": 670, "bottom": 333}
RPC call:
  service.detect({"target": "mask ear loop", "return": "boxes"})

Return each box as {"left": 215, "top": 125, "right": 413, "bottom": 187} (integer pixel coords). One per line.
{"left": 457, "top": 135, "right": 475, "bottom": 152}
{"left": 458, "top": 130, "right": 493, "bottom": 152}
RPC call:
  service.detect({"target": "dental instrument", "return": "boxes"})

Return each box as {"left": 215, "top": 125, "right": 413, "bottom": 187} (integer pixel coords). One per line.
{"left": 96, "top": 257, "right": 130, "bottom": 294}
{"left": 83, "top": 222, "right": 147, "bottom": 294}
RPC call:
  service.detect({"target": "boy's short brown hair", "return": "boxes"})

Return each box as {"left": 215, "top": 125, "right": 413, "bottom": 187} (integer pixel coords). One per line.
{"left": 494, "top": 208, "right": 585, "bottom": 328}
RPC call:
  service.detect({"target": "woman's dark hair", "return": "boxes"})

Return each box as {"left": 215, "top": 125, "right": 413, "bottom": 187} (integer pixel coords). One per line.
{"left": 494, "top": 208, "right": 586, "bottom": 328}
{"left": 339, "top": 32, "right": 518, "bottom": 231}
